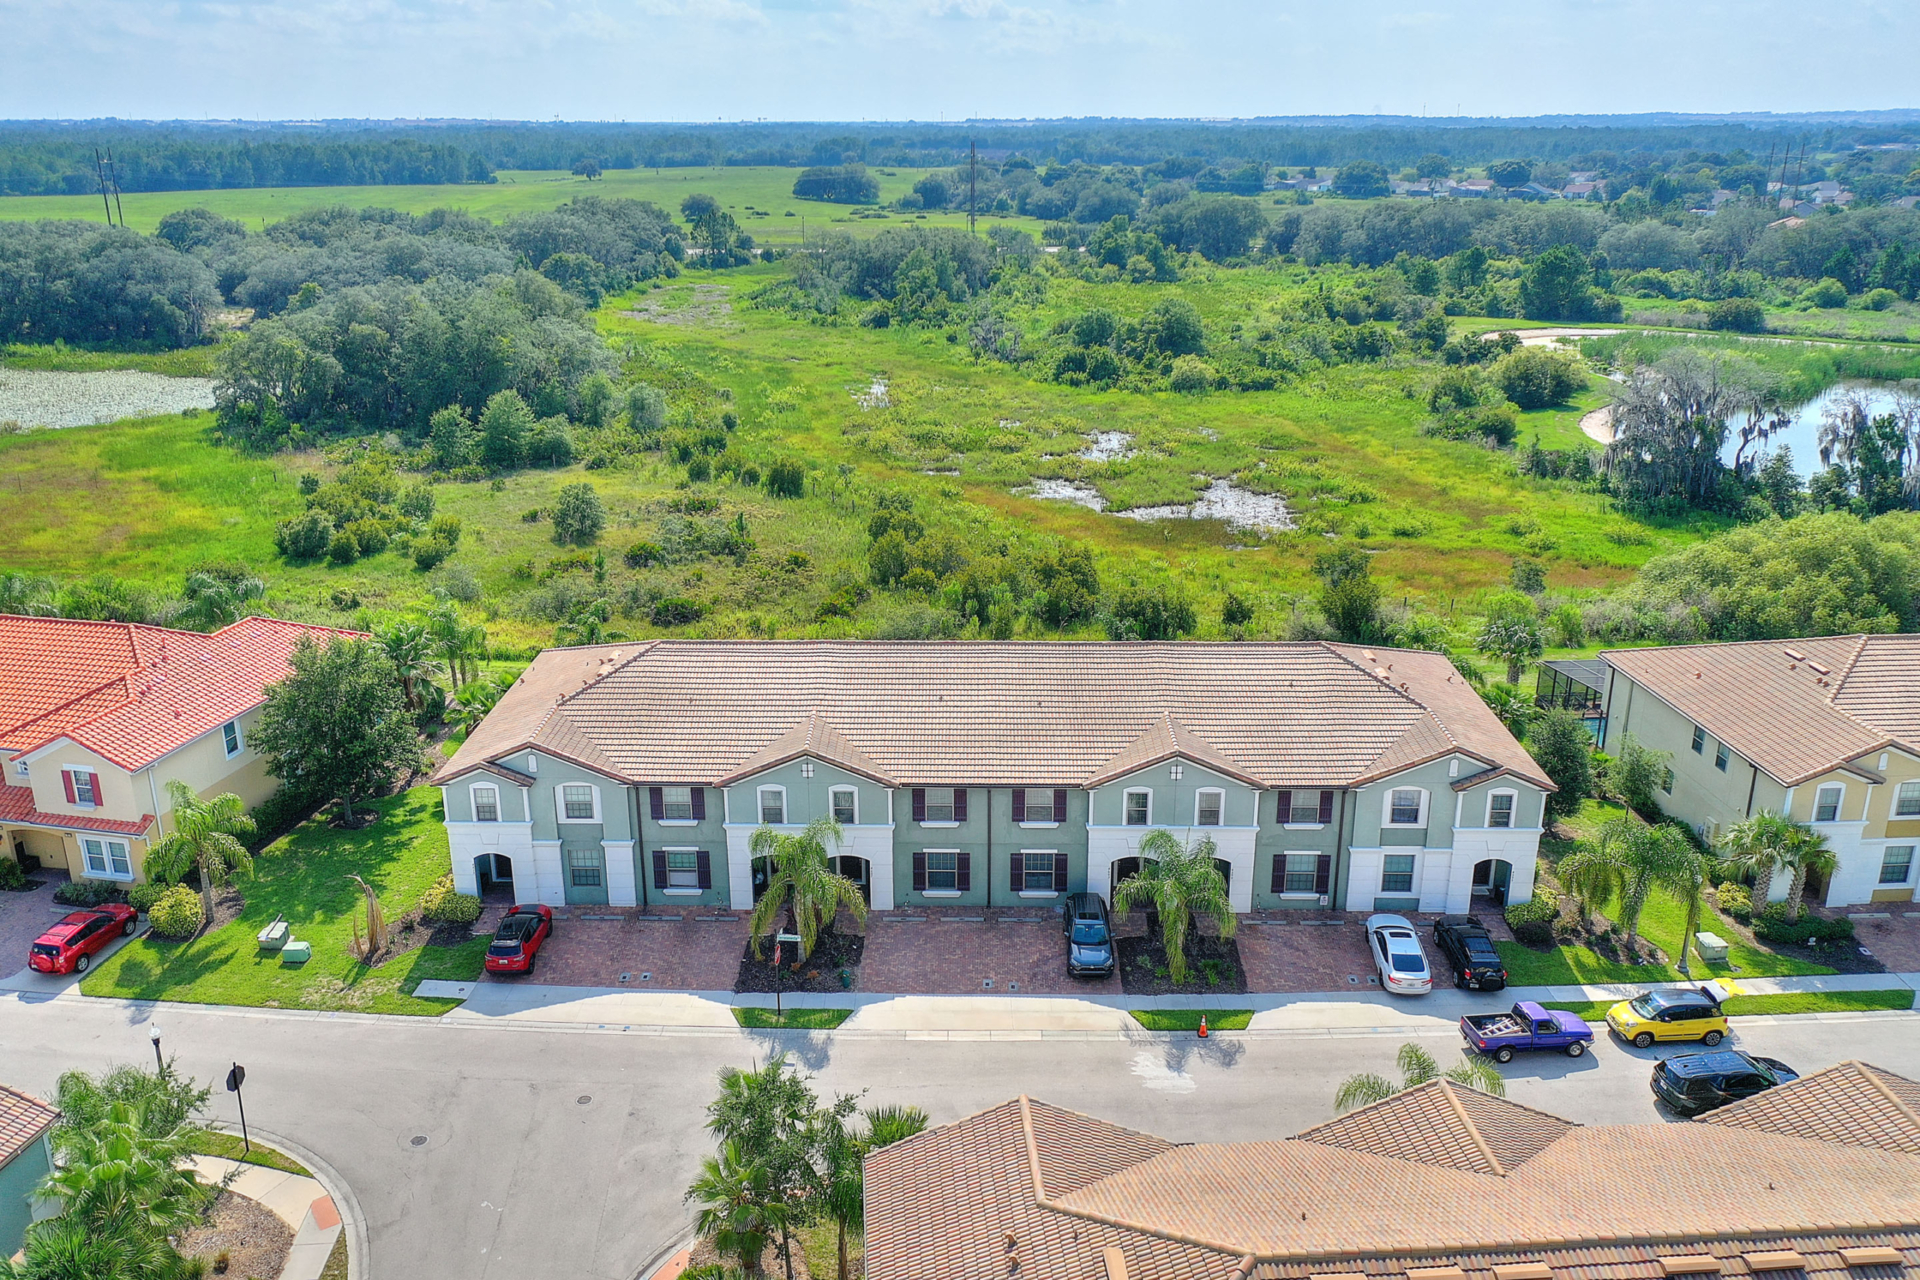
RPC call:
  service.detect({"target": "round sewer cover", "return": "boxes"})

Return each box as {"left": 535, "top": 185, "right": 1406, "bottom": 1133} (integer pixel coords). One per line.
{"left": 410, "top": 1135, "right": 427, "bottom": 1147}
{"left": 578, "top": 1095, "right": 592, "bottom": 1105}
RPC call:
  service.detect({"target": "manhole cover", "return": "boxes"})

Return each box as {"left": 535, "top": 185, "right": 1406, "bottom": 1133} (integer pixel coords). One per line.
{"left": 410, "top": 1135, "right": 427, "bottom": 1147}
{"left": 578, "top": 1095, "right": 592, "bottom": 1105}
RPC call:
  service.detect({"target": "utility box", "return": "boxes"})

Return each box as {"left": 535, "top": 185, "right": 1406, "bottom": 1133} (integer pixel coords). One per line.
{"left": 1694, "top": 932, "right": 1730, "bottom": 964}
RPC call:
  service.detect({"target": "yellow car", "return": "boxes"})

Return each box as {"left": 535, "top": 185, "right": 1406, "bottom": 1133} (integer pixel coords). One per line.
{"left": 1605, "top": 985, "right": 1731, "bottom": 1049}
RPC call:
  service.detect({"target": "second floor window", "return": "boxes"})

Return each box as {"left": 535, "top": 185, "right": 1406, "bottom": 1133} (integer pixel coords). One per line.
{"left": 662, "top": 786, "right": 694, "bottom": 821}
{"left": 831, "top": 789, "right": 857, "bottom": 824}
{"left": 1814, "top": 785, "right": 1843, "bottom": 823}
{"left": 1196, "top": 790, "right": 1223, "bottom": 827}
{"left": 1488, "top": 794, "right": 1514, "bottom": 828}
{"left": 1896, "top": 781, "right": 1920, "bottom": 818}
{"left": 1388, "top": 789, "right": 1423, "bottom": 826}
{"left": 1021, "top": 789, "right": 1055, "bottom": 823}
{"left": 1124, "top": 790, "right": 1150, "bottom": 826}
{"left": 760, "top": 789, "right": 785, "bottom": 825}
{"left": 1691, "top": 726, "right": 1706, "bottom": 754}
{"left": 924, "top": 789, "right": 957, "bottom": 823}
{"left": 473, "top": 787, "right": 499, "bottom": 822}
{"left": 222, "top": 720, "right": 242, "bottom": 757}
{"left": 67, "top": 769, "right": 99, "bottom": 807}
{"left": 1714, "top": 744, "right": 1730, "bottom": 772}
{"left": 561, "top": 785, "right": 595, "bottom": 820}
{"left": 1661, "top": 768, "right": 1675, "bottom": 794}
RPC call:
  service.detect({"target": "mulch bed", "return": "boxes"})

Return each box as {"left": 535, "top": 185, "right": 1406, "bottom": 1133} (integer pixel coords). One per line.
{"left": 689, "top": 1235, "right": 817, "bottom": 1280}
{"left": 736, "top": 926, "right": 864, "bottom": 994}
{"left": 1117, "top": 931, "right": 1248, "bottom": 996}
{"left": 177, "top": 1189, "right": 293, "bottom": 1280}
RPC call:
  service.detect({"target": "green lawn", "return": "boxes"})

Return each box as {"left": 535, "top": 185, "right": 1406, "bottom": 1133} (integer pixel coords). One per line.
{"left": 731, "top": 1007, "right": 852, "bottom": 1030}
{"left": 81, "top": 788, "right": 486, "bottom": 1015}
{"left": 1129, "top": 1009, "right": 1254, "bottom": 1031}
{"left": 1, "top": 342, "right": 221, "bottom": 377}
{"left": 188, "top": 1129, "right": 311, "bottom": 1176}
{"left": 1542, "top": 989, "right": 1914, "bottom": 1021}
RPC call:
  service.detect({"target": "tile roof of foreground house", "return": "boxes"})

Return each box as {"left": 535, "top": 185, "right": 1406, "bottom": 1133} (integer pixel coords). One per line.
{"left": 864, "top": 1066, "right": 1920, "bottom": 1280}
{"left": 435, "top": 641, "right": 1552, "bottom": 791}
{"left": 0, "top": 614, "right": 360, "bottom": 771}
{"left": 1603, "top": 635, "right": 1920, "bottom": 786}
{"left": 1699, "top": 1059, "right": 1920, "bottom": 1154}
{"left": 0, "top": 1084, "right": 58, "bottom": 1165}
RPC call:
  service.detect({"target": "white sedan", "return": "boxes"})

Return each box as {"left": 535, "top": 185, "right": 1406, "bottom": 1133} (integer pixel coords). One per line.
{"left": 1366, "top": 913, "right": 1433, "bottom": 995}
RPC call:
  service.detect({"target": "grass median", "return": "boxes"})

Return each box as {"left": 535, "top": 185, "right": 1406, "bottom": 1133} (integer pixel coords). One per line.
{"left": 1129, "top": 1009, "right": 1254, "bottom": 1031}
{"left": 731, "top": 1007, "right": 852, "bottom": 1030}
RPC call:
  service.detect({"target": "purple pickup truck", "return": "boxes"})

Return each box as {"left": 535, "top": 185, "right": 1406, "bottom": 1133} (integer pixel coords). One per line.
{"left": 1461, "top": 1000, "right": 1595, "bottom": 1062}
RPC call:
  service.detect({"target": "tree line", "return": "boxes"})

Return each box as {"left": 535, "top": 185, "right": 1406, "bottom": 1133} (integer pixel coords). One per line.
{"left": 0, "top": 134, "right": 492, "bottom": 196}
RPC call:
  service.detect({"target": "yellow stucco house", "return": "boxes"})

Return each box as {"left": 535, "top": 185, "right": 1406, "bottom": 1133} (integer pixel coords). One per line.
{"left": 1, "top": 614, "right": 355, "bottom": 886}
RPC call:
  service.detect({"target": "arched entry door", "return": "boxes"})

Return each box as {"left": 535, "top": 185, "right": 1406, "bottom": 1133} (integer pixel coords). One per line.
{"left": 474, "top": 853, "right": 514, "bottom": 898}
{"left": 1473, "top": 858, "right": 1513, "bottom": 906}
{"left": 832, "top": 855, "right": 871, "bottom": 904}
{"left": 1212, "top": 857, "right": 1233, "bottom": 899}
{"left": 1110, "top": 856, "right": 1143, "bottom": 902}
{"left": 751, "top": 856, "right": 773, "bottom": 904}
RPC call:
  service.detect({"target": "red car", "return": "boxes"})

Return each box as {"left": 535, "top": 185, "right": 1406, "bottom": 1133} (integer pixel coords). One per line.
{"left": 29, "top": 904, "right": 139, "bottom": 975}
{"left": 485, "top": 904, "right": 553, "bottom": 975}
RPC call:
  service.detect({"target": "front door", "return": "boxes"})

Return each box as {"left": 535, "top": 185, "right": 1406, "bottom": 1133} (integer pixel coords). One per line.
{"left": 833, "top": 856, "right": 871, "bottom": 904}
{"left": 563, "top": 843, "right": 608, "bottom": 906}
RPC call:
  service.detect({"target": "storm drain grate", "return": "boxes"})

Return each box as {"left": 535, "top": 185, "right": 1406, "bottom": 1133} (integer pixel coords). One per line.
{"left": 578, "top": 1096, "right": 592, "bottom": 1106}
{"left": 410, "top": 1135, "right": 427, "bottom": 1147}
{"left": 982, "top": 979, "right": 994, "bottom": 989}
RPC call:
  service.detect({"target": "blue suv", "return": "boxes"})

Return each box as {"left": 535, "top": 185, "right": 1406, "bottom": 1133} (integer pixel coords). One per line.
{"left": 1064, "top": 893, "right": 1115, "bottom": 978}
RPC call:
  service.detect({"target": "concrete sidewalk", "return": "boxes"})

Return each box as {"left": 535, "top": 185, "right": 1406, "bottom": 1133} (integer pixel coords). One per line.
{"left": 189, "top": 1153, "right": 342, "bottom": 1280}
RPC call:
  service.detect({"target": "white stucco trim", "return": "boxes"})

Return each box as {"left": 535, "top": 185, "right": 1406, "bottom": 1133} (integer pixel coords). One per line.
{"left": 446, "top": 821, "right": 534, "bottom": 896}
{"left": 720, "top": 822, "right": 896, "bottom": 911}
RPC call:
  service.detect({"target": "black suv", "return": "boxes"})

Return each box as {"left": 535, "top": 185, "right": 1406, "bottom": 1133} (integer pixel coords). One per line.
{"left": 1433, "top": 915, "right": 1508, "bottom": 991}
{"left": 1063, "top": 893, "right": 1114, "bottom": 978}
{"left": 1651, "top": 1050, "right": 1799, "bottom": 1116}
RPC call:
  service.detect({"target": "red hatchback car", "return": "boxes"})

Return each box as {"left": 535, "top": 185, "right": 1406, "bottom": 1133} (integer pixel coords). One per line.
{"left": 29, "top": 904, "right": 139, "bottom": 975}
{"left": 485, "top": 904, "right": 553, "bottom": 975}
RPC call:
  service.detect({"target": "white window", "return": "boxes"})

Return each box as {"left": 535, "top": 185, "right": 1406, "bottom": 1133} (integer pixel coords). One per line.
{"left": 82, "top": 838, "right": 133, "bottom": 880}
{"left": 1124, "top": 789, "right": 1151, "bottom": 826}
{"left": 830, "top": 788, "right": 857, "bottom": 825}
{"left": 1814, "top": 785, "right": 1844, "bottom": 824}
{"left": 924, "top": 788, "right": 957, "bottom": 823}
{"left": 1487, "top": 791, "right": 1516, "bottom": 829}
{"left": 1691, "top": 726, "right": 1706, "bottom": 755}
{"left": 525, "top": 754, "right": 538, "bottom": 773}
{"left": 759, "top": 786, "right": 786, "bottom": 825}
{"left": 662, "top": 786, "right": 694, "bottom": 821}
{"left": 1714, "top": 743, "right": 1730, "bottom": 772}
{"left": 1195, "top": 789, "right": 1224, "bottom": 827}
{"left": 1385, "top": 788, "right": 1427, "bottom": 827}
{"left": 559, "top": 784, "right": 598, "bottom": 822}
{"left": 1021, "top": 850, "right": 1056, "bottom": 893}
{"left": 12, "top": 761, "right": 25, "bottom": 779}
{"left": 1381, "top": 854, "right": 1416, "bottom": 894}
{"left": 1896, "top": 781, "right": 1920, "bottom": 818}
{"left": 66, "top": 768, "right": 100, "bottom": 808}
{"left": 1021, "top": 789, "right": 1056, "bottom": 823}
{"left": 666, "top": 850, "right": 701, "bottom": 888}
{"left": 925, "top": 851, "right": 959, "bottom": 892}
{"left": 1880, "top": 846, "right": 1914, "bottom": 885}
{"left": 222, "top": 720, "right": 242, "bottom": 758}
{"left": 472, "top": 785, "right": 499, "bottom": 823}
{"left": 567, "top": 847, "right": 603, "bottom": 887}
{"left": 1282, "top": 852, "right": 1320, "bottom": 895}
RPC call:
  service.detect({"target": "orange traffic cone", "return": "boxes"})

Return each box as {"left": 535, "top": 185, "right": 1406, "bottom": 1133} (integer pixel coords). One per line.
{"left": 1197, "top": 1014, "right": 1209, "bottom": 1039}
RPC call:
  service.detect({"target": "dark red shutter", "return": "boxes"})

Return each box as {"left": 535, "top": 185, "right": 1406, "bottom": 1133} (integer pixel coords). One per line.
{"left": 1314, "top": 855, "right": 1332, "bottom": 896}
{"left": 63, "top": 771, "right": 77, "bottom": 804}
{"left": 953, "top": 789, "right": 968, "bottom": 822}
{"left": 691, "top": 788, "right": 706, "bottom": 821}
{"left": 649, "top": 787, "right": 664, "bottom": 820}
{"left": 956, "top": 851, "right": 971, "bottom": 892}
{"left": 1270, "top": 855, "right": 1285, "bottom": 895}
{"left": 1053, "top": 851, "right": 1069, "bottom": 892}
{"left": 1318, "top": 790, "right": 1335, "bottom": 824}
{"left": 1011, "top": 790, "right": 1026, "bottom": 823}
{"left": 912, "top": 789, "right": 926, "bottom": 822}
{"left": 1053, "top": 789, "right": 1067, "bottom": 822}
{"left": 696, "top": 851, "right": 712, "bottom": 890}
{"left": 652, "top": 851, "right": 668, "bottom": 890}
{"left": 911, "top": 851, "right": 926, "bottom": 893}
{"left": 1009, "top": 848, "right": 1022, "bottom": 893}
{"left": 1276, "top": 790, "right": 1292, "bottom": 824}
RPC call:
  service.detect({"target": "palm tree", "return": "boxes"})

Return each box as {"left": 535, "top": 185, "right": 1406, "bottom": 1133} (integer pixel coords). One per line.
{"left": 1555, "top": 816, "right": 1695, "bottom": 951}
{"left": 745, "top": 818, "right": 868, "bottom": 962}
{"left": 1718, "top": 811, "right": 1799, "bottom": 914}
{"left": 144, "top": 780, "right": 255, "bottom": 930}
{"left": 427, "top": 602, "right": 489, "bottom": 687}
{"left": 378, "top": 621, "right": 442, "bottom": 711}
{"left": 41, "top": 1100, "right": 209, "bottom": 1245}
{"left": 1783, "top": 825, "right": 1838, "bottom": 922}
{"left": 686, "top": 1141, "right": 782, "bottom": 1278}
{"left": 1111, "top": 830, "right": 1235, "bottom": 984}
{"left": 450, "top": 676, "right": 508, "bottom": 735}
{"left": 1480, "top": 682, "right": 1537, "bottom": 738}
{"left": 818, "top": 1104, "right": 928, "bottom": 1280}
{"left": 1659, "top": 837, "right": 1712, "bottom": 977}
{"left": 178, "top": 570, "right": 266, "bottom": 631}
{"left": 1334, "top": 1042, "right": 1506, "bottom": 1113}
{"left": 555, "top": 599, "right": 627, "bottom": 646}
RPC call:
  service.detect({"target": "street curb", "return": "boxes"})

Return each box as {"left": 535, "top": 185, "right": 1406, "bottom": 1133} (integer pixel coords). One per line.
{"left": 631, "top": 1227, "right": 697, "bottom": 1280}
{"left": 208, "top": 1122, "right": 368, "bottom": 1280}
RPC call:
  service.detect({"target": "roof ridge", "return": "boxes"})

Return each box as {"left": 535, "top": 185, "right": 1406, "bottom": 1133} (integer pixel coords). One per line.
{"left": 1438, "top": 1080, "right": 1505, "bottom": 1177}
{"left": 1850, "top": 1060, "right": 1920, "bottom": 1135}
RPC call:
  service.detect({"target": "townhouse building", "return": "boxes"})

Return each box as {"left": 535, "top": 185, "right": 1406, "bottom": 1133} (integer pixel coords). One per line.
{"left": 433, "top": 640, "right": 1553, "bottom": 917}
{"left": 1599, "top": 635, "right": 1920, "bottom": 907}
{"left": 0, "top": 614, "right": 354, "bottom": 886}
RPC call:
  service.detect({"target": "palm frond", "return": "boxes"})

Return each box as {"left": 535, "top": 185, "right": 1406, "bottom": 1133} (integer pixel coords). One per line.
{"left": 1396, "top": 1042, "right": 1441, "bottom": 1086}
{"left": 1333, "top": 1073, "right": 1398, "bottom": 1113}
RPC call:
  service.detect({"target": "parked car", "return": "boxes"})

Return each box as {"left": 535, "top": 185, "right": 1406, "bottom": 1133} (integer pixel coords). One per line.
{"left": 1434, "top": 915, "right": 1508, "bottom": 991}
{"left": 28, "top": 904, "right": 138, "bottom": 975}
{"left": 1365, "top": 913, "right": 1432, "bottom": 995}
{"left": 1461, "top": 1000, "right": 1594, "bottom": 1062}
{"left": 1063, "top": 892, "right": 1114, "bottom": 978}
{"left": 485, "top": 904, "right": 554, "bottom": 975}
{"left": 1650, "top": 1050, "right": 1798, "bottom": 1116}
{"left": 1605, "top": 983, "right": 1732, "bottom": 1048}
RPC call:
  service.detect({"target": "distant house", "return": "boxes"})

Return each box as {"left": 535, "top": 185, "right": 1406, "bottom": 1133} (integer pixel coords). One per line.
{"left": 1893, "top": 195, "right": 1920, "bottom": 211}
{"left": 1389, "top": 179, "right": 1446, "bottom": 197}
{"left": 1560, "top": 181, "right": 1603, "bottom": 200}
{"left": 0, "top": 1085, "right": 57, "bottom": 1257}
{"left": 1450, "top": 179, "right": 1497, "bottom": 198}
{"left": 1516, "top": 182, "right": 1561, "bottom": 201}
{"left": 0, "top": 615, "right": 356, "bottom": 887}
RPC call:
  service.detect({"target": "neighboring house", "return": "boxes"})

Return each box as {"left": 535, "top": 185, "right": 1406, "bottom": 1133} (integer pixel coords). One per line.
{"left": 432, "top": 641, "right": 1552, "bottom": 916}
{"left": 0, "top": 615, "right": 356, "bottom": 886}
{"left": 863, "top": 1061, "right": 1920, "bottom": 1280}
{"left": 1600, "top": 636, "right": 1920, "bottom": 907}
{"left": 1561, "top": 181, "right": 1603, "bottom": 200}
{"left": 0, "top": 1084, "right": 57, "bottom": 1258}
{"left": 1450, "top": 179, "right": 1497, "bottom": 198}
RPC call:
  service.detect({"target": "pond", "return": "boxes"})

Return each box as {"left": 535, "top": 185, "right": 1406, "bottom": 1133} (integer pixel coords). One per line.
{"left": 1725, "top": 380, "right": 1916, "bottom": 477}
{"left": 0, "top": 368, "right": 216, "bottom": 430}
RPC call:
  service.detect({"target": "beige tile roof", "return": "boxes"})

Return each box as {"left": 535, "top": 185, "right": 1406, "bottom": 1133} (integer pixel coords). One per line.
{"left": 718, "top": 711, "right": 895, "bottom": 786}
{"left": 1602, "top": 636, "right": 1920, "bottom": 785}
{"left": 0, "top": 1083, "right": 57, "bottom": 1166}
{"left": 1245, "top": 1234, "right": 1920, "bottom": 1280}
{"left": 434, "top": 642, "right": 1551, "bottom": 791}
{"left": 1699, "top": 1060, "right": 1920, "bottom": 1155}
{"left": 1295, "top": 1080, "right": 1575, "bottom": 1176}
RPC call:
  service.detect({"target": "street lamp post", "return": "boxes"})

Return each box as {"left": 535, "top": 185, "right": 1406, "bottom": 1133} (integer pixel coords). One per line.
{"left": 148, "top": 1024, "right": 163, "bottom": 1074}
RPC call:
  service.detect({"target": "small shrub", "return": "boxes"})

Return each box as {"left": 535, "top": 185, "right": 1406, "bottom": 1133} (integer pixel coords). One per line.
{"left": 650, "top": 596, "right": 706, "bottom": 627}
{"left": 148, "top": 885, "right": 206, "bottom": 939}
{"left": 623, "top": 540, "right": 664, "bottom": 569}
{"left": 427, "top": 515, "right": 463, "bottom": 547}
{"left": 1861, "top": 287, "right": 1899, "bottom": 312}
{"left": 1707, "top": 297, "right": 1766, "bottom": 332}
{"left": 1506, "top": 896, "right": 1557, "bottom": 948}
{"left": 0, "top": 859, "right": 29, "bottom": 891}
{"left": 1802, "top": 277, "right": 1849, "bottom": 309}
{"left": 274, "top": 510, "right": 334, "bottom": 561}
{"left": 1168, "top": 355, "right": 1217, "bottom": 393}
{"left": 412, "top": 539, "right": 453, "bottom": 571}
{"left": 550, "top": 483, "right": 607, "bottom": 546}
{"left": 764, "top": 458, "right": 806, "bottom": 498}
{"left": 419, "top": 874, "right": 482, "bottom": 925}
{"left": 128, "top": 881, "right": 170, "bottom": 913}
{"left": 1753, "top": 904, "right": 1855, "bottom": 946}
{"left": 54, "top": 880, "right": 125, "bottom": 907}
{"left": 522, "top": 508, "right": 544, "bottom": 524}
{"left": 434, "top": 564, "right": 481, "bottom": 602}
{"left": 249, "top": 787, "right": 322, "bottom": 845}
{"left": 297, "top": 473, "right": 321, "bottom": 496}
{"left": 1715, "top": 881, "right": 1751, "bottom": 921}
{"left": 343, "top": 519, "right": 389, "bottom": 557}
{"left": 327, "top": 587, "right": 361, "bottom": 611}
{"left": 326, "top": 529, "right": 361, "bottom": 565}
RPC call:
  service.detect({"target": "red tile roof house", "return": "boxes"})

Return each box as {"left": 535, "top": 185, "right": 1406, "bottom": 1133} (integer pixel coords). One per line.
{"left": 430, "top": 641, "right": 1553, "bottom": 917}
{"left": 0, "top": 615, "right": 358, "bottom": 888}
{"left": 864, "top": 1061, "right": 1920, "bottom": 1280}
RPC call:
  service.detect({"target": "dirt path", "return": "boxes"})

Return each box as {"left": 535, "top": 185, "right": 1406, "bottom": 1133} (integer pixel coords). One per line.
{"left": 1579, "top": 404, "right": 1615, "bottom": 444}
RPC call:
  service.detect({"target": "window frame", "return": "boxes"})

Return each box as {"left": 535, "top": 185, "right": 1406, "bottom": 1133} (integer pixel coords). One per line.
{"left": 222, "top": 719, "right": 242, "bottom": 758}
{"left": 1123, "top": 788, "right": 1151, "bottom": 827}
{"left": 922, "top": 787, "right": 958, "bottom": 825}
{"left": 81, "top": 838, "right": 133, "bottom": 881}
{"left": 1384, "top": 787, "right": 1428, "bottom": 828}
{"left": 1895, "top": 781, "right": 1920, "bottom": 819}
{"left": 471, "top": 784, "right": 500, "bottom": 823}
{"left": 923, "top": 849, "right": 961, "bottom": 894}
{"left": 1486, "top": 789, "right": 1517, "bottom": 829}
{"left": 665, "top": 849, "right": 702, "bottom": 889}
{"left": 1019, "top": 849, "right": 1057, "bottom": 894}
{"left": 65, "top": 766, "right": 101, "bottom": 809}
{"left": 1281, "top": 852, "right": 1320, "bottom": 896}
{"left": 1381, "top": 853, "right": 1417, "bottom": 895}
{"left": 566, "top": 845, "right": 604, "bottom": 888}
{"left": 557, "top": 783, "right": 600, "bottom": 824}
{"left": 661, "top": 785, "right": 695, "bottom": 823}
{"left": 1020, "top": 788, "right": 1058, "bottom": 826}
{"left": 1194, "top": 788, "right": 1225, "bottom": 828}
{"left": 829, "top": 787, "right": 858, "bottom": 826}
{"left": 1691, "top": 726, "right": 1706, "bottom": 755}
{"left": 1880, "top": 845, "right": 1915, "bottom": 886}
{"left": 1714, "top": 743, "right": 1730, "bottom": 773}
{"left": 1814, "top": 784, "right": 1844, "bottom": 824}
{"left": 1661, "top": 767, "right": 1675, "bottom": 794}
{"left": 757, "top": 785, "right": 788, "bottom": 826}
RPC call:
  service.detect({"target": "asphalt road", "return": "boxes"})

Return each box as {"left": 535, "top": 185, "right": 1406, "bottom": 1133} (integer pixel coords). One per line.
{"left": 4, "top": 995, "right": 1917, "bottom": 1280}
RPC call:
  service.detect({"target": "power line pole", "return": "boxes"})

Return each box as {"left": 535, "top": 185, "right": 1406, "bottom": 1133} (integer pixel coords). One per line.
{"left": 968, "top": 138, "right": 978, "bottom": 235}
{"left": 93, "top": 148, "right": 115, "bottom": 226}
{"left": 106, "top": 148, "right": 126, "bottom": 227}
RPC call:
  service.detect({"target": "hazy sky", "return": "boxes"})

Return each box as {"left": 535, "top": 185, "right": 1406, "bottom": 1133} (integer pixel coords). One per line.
{"left": 3, "top": 0, "right": 1915, "bottom": 122}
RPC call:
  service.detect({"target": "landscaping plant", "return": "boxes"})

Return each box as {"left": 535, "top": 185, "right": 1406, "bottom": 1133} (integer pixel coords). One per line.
{"left": 745, "top": 818, "right": 868, "bottom": 962}
{"left": 146, "top": 886, "right": 205, "bottom": 940}
{"left": 349, "top": 874, "right": 389, "bottom": 960}
{"left": 144, "top": 780, "right": 255, "bottom": 928}
{"left": 1556, "top": 816, "right": 1700, "bottom": 953}
{"left": 253, "top": 635, "right": 424, "bottom": 824}
{"left": 1111, "top": 830, "right": 1235, "bottom": 984}
{"left": 1334, "top": 1042, "right": 1506, "bottom": 1113}
{"left": 419, "top": 874, "right": 482, "bottom": 925}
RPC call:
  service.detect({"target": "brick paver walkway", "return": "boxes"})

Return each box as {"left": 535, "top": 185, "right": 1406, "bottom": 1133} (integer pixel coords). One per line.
{"left": 859, "top": 905, "right": 1125, "bottom": 996}
{"left": 1846, "top": 908, "right": 1920, "bottom": 971}
{"left": 482, "top": 905, "right": 749, "bottom": 991}
{"left": 0, "top": 875, "right": 69, "bottom": 976}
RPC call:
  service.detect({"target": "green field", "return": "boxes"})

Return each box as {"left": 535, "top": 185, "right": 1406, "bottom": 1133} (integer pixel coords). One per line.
{"left": 0, "top": 166, "right": 1041, "bottom": 244}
